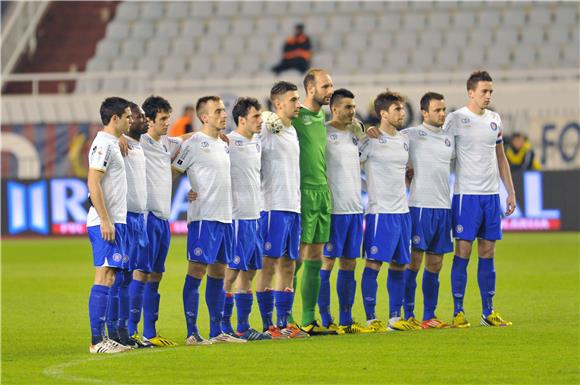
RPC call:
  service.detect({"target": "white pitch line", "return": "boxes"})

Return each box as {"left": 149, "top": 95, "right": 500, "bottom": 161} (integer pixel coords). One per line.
{"left": 42, "top": 347, "right": 176, "bottom": 385}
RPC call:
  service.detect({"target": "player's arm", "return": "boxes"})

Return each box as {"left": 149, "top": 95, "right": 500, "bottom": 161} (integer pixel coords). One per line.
{"left": 496, "top": 142, "right": 516, "bottom": 216}
{"left": 118, "top": 135, "right": 129, "bottom": 157}
{"left": 87, "top": 169, "right": 115, "bottom": 242}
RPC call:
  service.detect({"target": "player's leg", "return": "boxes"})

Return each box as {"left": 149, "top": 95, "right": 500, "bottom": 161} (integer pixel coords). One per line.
{"left": 128, "top": 270, "right": 148, "bottom": 337}
{"left": 404, "top": 207, "right": 428, "bottom": 323}
{"left": 117, "top": 269, "right": 134, "bottom": 344}
{"left": 127, "top": 213, "right": 150, "bottom": 339}
{"left": 318, "top": 256, "right": 336, "bottom": 328}
{"left": 222, "top": 268, "right": 240, "bottom": 335}
{"left": 421, "top": 252, "right": 447, "bottom": 328}
{"left": 183, "top": 261, "right": 210, "bottom": 345}
{"left": 256, "top": 257, "right": 277, "bottom": 333}
{"left": 106, "top": 269, "right": 123, "bottom": 341}
{"left": 300, "top": 243, "right": 324, "bottom": 327}
{"left": 403, "top": 249, "right": 423, "bottom": 322}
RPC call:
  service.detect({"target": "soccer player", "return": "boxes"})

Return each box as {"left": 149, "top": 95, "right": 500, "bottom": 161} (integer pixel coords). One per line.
{"left": 220, "top": 97, "right": 271, "bottom": 341}
{"left": 359, "top": 90, "right": 420, "bottom": 332}
{"left": 174, "top": 96, "right": 245, "bottom": 344}
{"left": 87, "top": 97, "right": 132, "bottom": 353}
{"left": 318, "top": 89, "right": 371, "bottom": 334}
{"left": 402, "top": 92, "right": 454, "bottom": 329}
{"left": 127, "top": 96, "right": 181, "bottom": 347}
{"left": 292, "top": 68, "right": 335, "bottom": 335}
{"left": 444, "top": 71, "right": 516, "bottom": 327}
{"left": 255, "top": 81, "right": 308, "bottom": 339}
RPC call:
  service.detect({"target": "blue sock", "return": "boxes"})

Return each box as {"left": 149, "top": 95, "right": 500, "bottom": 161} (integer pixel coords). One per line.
{"left": 451, "top": 256, "right": 469, "bottom": 316}
{"left": 235, "top": 292, "right": 253, "bottom": 333}
{"left": 422, "top": 270, "right": 440, "bottom": 320}
{"left": 222, "top": 293, "right": 235, "bottom": 334}
{"left": 318, "top": 269, "right": 333, "bottom": 327}
{"left": 478, "top": 258, "right": 496, "bottom": 317}
{"left": 117, "top": 270, "right": 131, "bottom": 337}
{"left": 274, "top": 290, "right": 293, "bottom": 328}
{"left": 403, "top": 269, "right": 418, "bottom": 319}
{"left": 128, "top": 279, "right": 145, "bottom": 336}
{"left": 142, "top": 281, "right": 160, "bottom": 339}
{"left": 89, "top": 284, "right": 110, "bottom": 345}
{"left": 361, "top": 267, "right": 379, "bottom": 321}
{"left": 256, "top": 290, "right": 274, "bottom": 331}
{"left": 206, "top": 276, "right": 225, "bottom": 338}
{"left": 387, "top": 269, "right": 404, "bottom": 318}
{"left": 337, "top": 269, "right": 355, "bottom": 326}
{"left": 106, "top": 273, "right": 121, "bottom": 339}
{"left": 183, "top": 275, "right": 201, "bottom": 336}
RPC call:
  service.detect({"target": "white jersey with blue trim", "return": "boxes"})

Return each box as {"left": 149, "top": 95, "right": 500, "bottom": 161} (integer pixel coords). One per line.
{"left": 359, "top": 129, "right": 409, "bottom": 214}
{"left": 123, "top": 135, "right": 147, "bottom": 214}
{"left": 172, "top": 132, "right": 232, "bottom": 223}
{"left": 443, "top": 106, "right": 503, "bottom": 195}
{"left": 87, "top": 131, "right": 127, "bottom": 226}
{"left": 405, "top": 124, "right": 455, "bottom": 209}
{"left": 140, "top": 133, "right": 182, "bottom": 220}
{"left": 259, "top": 118, "right": 301, "bottom": 213}
{"left": 326, "top": 124, "right": 363, "bottom": 214}
{"left": 227, "top": 131, "right": 261, "bottom": 220}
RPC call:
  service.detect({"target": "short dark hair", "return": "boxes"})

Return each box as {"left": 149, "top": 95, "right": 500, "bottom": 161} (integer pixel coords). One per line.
{"left": 330, "top": 88, "right": 354, "bottom": 108}
{"left": 142, "top": 95, "right": 172, "bottom": 121}
{"left": 467, "top": 70, "right": 493, "bottom": 91}
{"left": 100, "top": 96, "right": 130, "bottom": 125}
{"left": 420, "top": 92, "right": 444, "bottom": 112}
{"left": 270, "top": 81, "right": 298, "bottom": 101}
{"left": 195, "top": 96, "right": 221, "bottom": 121}
{"left": 303, "top": 68, "right": 325, "bottom": 91}
{"left": 232, "top": 97, "right": 262, "bottom": 125}
{"left": 374, "top": 90, "right": 405, "bottom": 117}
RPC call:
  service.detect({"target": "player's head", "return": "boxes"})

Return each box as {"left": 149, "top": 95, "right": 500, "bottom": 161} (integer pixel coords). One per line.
{"left": 142, "top": 95, "right": 172, "bottom": 136}
{"left": 510, "top": 132, "right": 525, "bottom": 150}
{"left": 374, "top": 90, "right": 406, "bottom": 129}
{"left": 270, "top": 81, "right": 300, "bottom": 120}
{"left": 467, "top": 70, "right": 493, "bottom": 110}
{"left": 100, "top": 96, "right": 132, "bottom": 135}
{"left": 128, "top": 101, "right": 148, "bottom": 136}
{"left": 303, "top": 68, "right": 334, "bottom": 106}
{"left": 330, "top": 88, "right": 356, "bottom": 124}
{"left": 420, "top": 92, "right": 446, "bottom": 127}
{"left": 196, "top": 96, "right": 227, "bottom": 131}
{"left": 232, "top": 97, "right": 262, "bottom": 134}
{"left": 182, "top": 105, "right": 195, "bottom": 119}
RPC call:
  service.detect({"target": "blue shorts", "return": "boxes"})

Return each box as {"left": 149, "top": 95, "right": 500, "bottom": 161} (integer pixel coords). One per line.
{"left": 363, "top": 213, "right": 411, "bottom": 264}
{"left": 187, "top": 220, "right": 233, "bottom": 265}
{"left": 324, "top": 214, "right": 363, "bottom": 259}
{"left": 452, "top": 194, "right": 502, "bottom": 241}
{"left": 126, "top": 212, "right": 149, "bottom": 272}
{"left": 260, "top": 211, "right": 301, "bottom": 260}
{"left": 410, "top": 207, "right": 453, "bottom": 255}
{"left": 146, "top": 212, "right": 170, "bottom": 273}
{"left": 88, "top": 223, "right": 128, "bottom": 269}
{"left": 229, "top": 219, "right": 263, "bottom": 271}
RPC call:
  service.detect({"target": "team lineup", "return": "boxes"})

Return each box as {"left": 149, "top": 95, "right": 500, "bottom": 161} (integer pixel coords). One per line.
{"left": 86, "top": 68, "right": 516, "bottom": 354}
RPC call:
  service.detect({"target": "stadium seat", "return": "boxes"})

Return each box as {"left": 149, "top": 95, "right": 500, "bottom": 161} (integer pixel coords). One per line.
{"left": 95, "top": 40, "right": 120, "bottom": 58}
{"left": 147, "top": 38, "right": 171, "bottom": 57}
{"left": 141, "top": 2, "right": 164, "bottom": 20}
{"left": 237, "top": 55, "right": 261, "bottom": 75}
{"left": 211, "top": 56, "right": 236, "bottom": 77}
{"left": 368, "top": 34, "right": 393, "bottom": 51}
{"left": 546, "top": 25, "right": 571, "bottom": 45}
{"left": 386, "top": 51, "right": 410, "bottom": 71}
{"left": 263, "top": 1, "right": 287, "bottom": 15}
{"left": 328, "top": 15, "right": 352, "bottom": 33}
{"left": 444, "top": 29, "right": 469, "bottom": 48}
{"left": 527, "top": 7, "right": 551, "bottom": 26}
{"left": 86, "top": 57, "right": 110, "bottom": 72}
{"left": 362, "top": 1, "right": 387, "bottom": 13}
{"left": 452, "top": 10, "right": 477, "bottom": 29}
{"left": 161, "top": 58, "right": 187, "bottom": 78}
{"left": 359, "top": 51, "right": 385, "bottom": 72}
{"left": 136, "top": 57, "right": 161, "bottom": 74}
{"left": 121, "top": 39, "right": 146, "bottom": 58}
{"left": 166, "top": 2, "right": 190, "bottom": 20}
{"left": 493, "top": 27, "right": 519, "bottom": 45}
{"left": 336, "top": 2, "right": 362, "bottom": 14}
{"left": 255, "top": 18, "right": 279, "bottom": 36}
{"left": 312, "top": 1, "right": 335, "bottom": 14}
{"left": 435, "top": 48, "right": 461, "bottom": 71}
{"left": 246, "top": 35, "right": 270, "bottom": 54}
{"left": 131, "top": 22, "right": 154, "bottom": 39}
{"left": 222, "top": 36, "right": 246, "bottom": 55}
{"left": 344, "top": 33, "right": 369, "bottom": 50}
{"left": 477, "top": 9, "right": 502, "bottom": 28}
{"left": 303, "top": 16, "right": 329, "bottom": 36}
{"left": 393, "top": 30, "right": 418, "bottom": 48}
{"left": 102, "top": 78, "right": 127, "bottom": 93}
{"left": 419, "top": 31, "right": 444, "bottom": 48}
{"left": 537, "top": 45, "right": 561, "bottom": 68}
{"left": 173, "top": 37, "right": 196, "bottom": 57}
{"left": 157, "top": 21, "right": 180, "bottom": 38}
{"left": 485, "top": 46, "right": 511, "bottom": 69}
{"left": 111, "top": 57, "right": 135, "bottom": 71}
{"left": 215, "top": 1, "right": 239, "bottom": 17}
{"left": 207, "top": 19, "right": 231, "bottom": 36}
{"left": 334, "top": 52, "right": 359, "bottom": 74}
{"left": 319, "top": 34, "right": 343, "bottom": 51}
{"left": 377, "top": 14, "right": 402, "bottom": 31}
{"left": 352, "top": 15, "right": 377, "bottom": 33}
{"left": 520, "top": 26, "right": 545, "bottom": 45}
{"left": 502, "top": 8, "right": 526, "bottom": 27}
{"left": 287, "top": 1, "right": 312, "bottom": 15}
{"left": 461, "top": 47, "right": 485, "bottom": 69}
{"left": 182, "top": 20, "right": 205, "bottom": 37}
{"left": 105, "top": 21, "right": 130, "bottom": 40}
{"left": 115, "top": 2, "right": 140, "bottom": 21}
{"left": 239, "top": 1, "right": 264, "bottom": 17}
{"left": 191, "top": 2, "right": 214, "bottom": 18}
{"left": 552, "top": 5, "right": 578, "bottom": 26}
{"left": 469, "top": 29, "right": 493, "bottom": 46}
{"left": 562, "top": 44, "right": 579, "bottom": 68}
{"left": 512, "top": 46, "right": 536, "bottom": 69}
{"left": 188, "top": 57, "right": 211, "bottom": 78}
{"left": 428, "top": 12, "right": 451, "bottom": 29}
{"left": 402, "top": 12, "right": 427, "bottom": 30}
{"left": 197, "top": 37, "right": 221, "bottom": 55}
{"left": 231, "top": 19, "right": 254, "bottom": 36}
{"left": 410, "top": 49, "right": 436, "bottom": 71}
{"left": 311, "top": 52, "right": 334, "bottom": 69}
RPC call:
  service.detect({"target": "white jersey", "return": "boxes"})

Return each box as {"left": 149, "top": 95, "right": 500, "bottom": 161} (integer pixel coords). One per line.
{"left": 444, "top": 106, "right": 503, "bottom": 195}
{"left": 86, "top": 131, "right": 127, "bottom": 226}
{"left": 326, "top": 124, "right": 363, "bottom": 214}
{"left": 405, "top": 124, "right": 455, "bottom": 209}
{"left": 227, "top": 131, "right": 262, "bottom": 220}
{"left": 123, "top": 135, "right": 147, "bottom": 213}
{"left": 140, "top": 133, "right": 182, "bottom": 220}
{"left": 260, "top": 119, "right": 301, "bottom": 213}
{"left": 359, "top": 129, "right": 409, "bottom": 214}
{"left": 172, "top": 132, "right": 232, "bottom": 223}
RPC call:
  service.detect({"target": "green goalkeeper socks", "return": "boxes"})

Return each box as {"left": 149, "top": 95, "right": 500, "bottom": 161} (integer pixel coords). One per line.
{"left": 287, "top": 260, "right": 302, "bottom": 325}
{"left": 301, "top": 259, "right": 322, "bottom": 325}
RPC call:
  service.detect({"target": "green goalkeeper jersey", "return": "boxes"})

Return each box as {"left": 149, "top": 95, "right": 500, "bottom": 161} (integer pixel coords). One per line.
{"left": 292, "top": 106, "right": 328, "bottom": 187}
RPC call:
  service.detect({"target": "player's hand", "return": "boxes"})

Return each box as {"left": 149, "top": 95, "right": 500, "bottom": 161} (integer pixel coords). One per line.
{"left": 367, "top": 126, "right": 380, "bottom": 139}
{"left": 188, "top": 190, "right": 198, "bottom": 202}
{"left": 118, "top": 135, "right": 129, "bottom": 157}
{"left": 405, "top": 167, "right": 414, "bottom": 181}
{"left": 219, "top": 133, "right": 229, "bottom": 145}
{"left": 505, "top": 194, "right": 516, "bottom": 216}
{"left": 100, "top": 220, "right": 115, "bottom": 243}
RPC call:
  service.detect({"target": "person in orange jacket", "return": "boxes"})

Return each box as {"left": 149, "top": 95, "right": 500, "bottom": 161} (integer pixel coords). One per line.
{"left": 272, "top": 24, "right": 312, "bottom": 75}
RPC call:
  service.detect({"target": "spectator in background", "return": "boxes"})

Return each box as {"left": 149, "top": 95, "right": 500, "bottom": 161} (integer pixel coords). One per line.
{"left": 168, "top": 105, "right": 195, "bottom": 136}
{"left": 272, "top": 24, "right": 312, "bottom": 75}
{"left": 506, "top": 132, "right": 541, "bottom": 171}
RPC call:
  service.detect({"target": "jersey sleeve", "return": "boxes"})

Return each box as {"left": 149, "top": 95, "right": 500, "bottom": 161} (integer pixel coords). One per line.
{"left": 442, "top": 112, "right": 457, "bottom": 137}
{"left": 88, "top": 141, "right": 113, "bottom": 172}
{"left": 172, "top": 139, "right": 194, "bottom": 172}
{"left": 495, "top": 114, "right": 503, "bottom": 144}
{"left": 164, "top": 136, "right": 183, "bottom": 158}
{"left": 358, "top": 137, "right": 372, "bottom": 162}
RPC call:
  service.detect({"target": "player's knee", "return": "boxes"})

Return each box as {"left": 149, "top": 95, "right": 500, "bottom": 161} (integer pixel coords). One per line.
{"left": 322, "top": 256, "right": 335, "bottom": 270}
{"left": 425, "top": 259, "right": 443, "bottom": 273}
{"left": 148, "top": 272, "right": 163, "bottom": 282}
{"left": 338, "top": 258, "right": 356, "bottom": 271}
{"left": 365, "top": 260, "right": 382, "bottom": 271}
{"left": 188, "top": 262, "right": 207, "bottom": 279}
{"left": 389, "top": 262, "right": 407, "bottom": 271}
{"left": 133, "top": 270, "right": 148, "bottom": 282}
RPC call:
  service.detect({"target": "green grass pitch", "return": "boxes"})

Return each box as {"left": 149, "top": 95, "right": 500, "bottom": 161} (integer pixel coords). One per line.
{"left": 2, "top": 233, "right": 579, "bottom": 384}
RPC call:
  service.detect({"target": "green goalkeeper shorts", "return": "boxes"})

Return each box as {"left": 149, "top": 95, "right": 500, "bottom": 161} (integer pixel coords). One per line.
{"left": 300, "top": 185, "right": 331, "bottom": 244}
